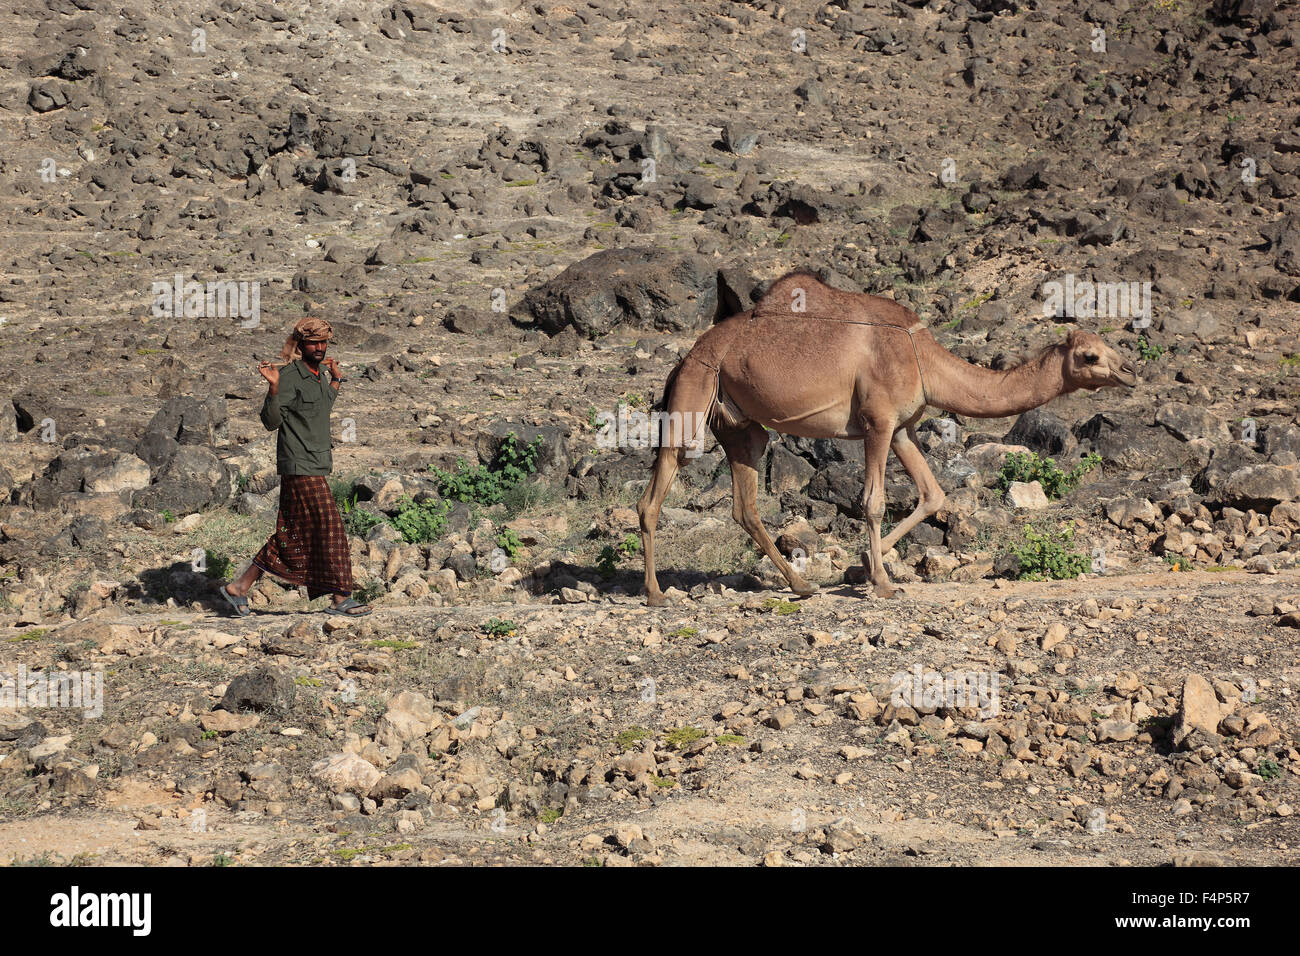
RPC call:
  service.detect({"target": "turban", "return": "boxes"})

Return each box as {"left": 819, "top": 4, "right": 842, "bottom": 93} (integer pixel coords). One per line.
{"left": 277, "top": 317, "right": 334, "bottom": 365}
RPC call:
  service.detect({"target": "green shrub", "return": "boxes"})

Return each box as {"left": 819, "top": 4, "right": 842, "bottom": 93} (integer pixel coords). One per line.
{"left": 202, "top": 550, "right": 232, "bottom": 580}
{"left": 616, "top": 726, "right": 650, "bottom": 750}
{"left": 1137, "top": 337, "right": 1165, "bottom": 362}
{"left": 332, "top": 478, "right": 388, "bottom": 538}
{"left": 483, "top": 617, "right": 516, "bottom": 637}
{"left": 664, "top": 726, "right": 705, "bottom": 749}
{"left": 997, "top": 451, "right": 1100, "bottom": 499}
{"left": 595, "top": 545, "right": 619, "bottom": 579}
{"left": 596, "top": 533, "right": 641, "bottom": 579}
{"left": 1010, "top": 525, "right": 1089, "bottom": 581}
{"left": 496, "top": 528, "right": 523, "bottom": 558}
{"left": 429, "top": 433, "right": 545, "bottom": 506}
{"left": 391, "top": 497, "right": 452, "bottom": 544}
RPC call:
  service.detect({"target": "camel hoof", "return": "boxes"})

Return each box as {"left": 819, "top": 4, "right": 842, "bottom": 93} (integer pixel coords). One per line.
{"left": 646, "top": 593, "right": 666, "bottom": 608}
{"left": 791, "top": 581, "right": 819, "bottom": 597}
{"left": 873, "top": 582, "right": 899, "bottom": 599}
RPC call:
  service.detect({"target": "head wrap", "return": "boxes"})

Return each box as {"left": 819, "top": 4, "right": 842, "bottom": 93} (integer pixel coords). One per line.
{"left": 277, "top": 317, "right": 334, "bottom": 365}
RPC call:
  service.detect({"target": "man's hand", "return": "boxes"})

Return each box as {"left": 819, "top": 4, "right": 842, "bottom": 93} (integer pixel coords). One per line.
{"left": 322, "top": 357, "right": 342, "bottom": 381}
{"left": 257, "top": 362, "right": 280, "bottom": 392}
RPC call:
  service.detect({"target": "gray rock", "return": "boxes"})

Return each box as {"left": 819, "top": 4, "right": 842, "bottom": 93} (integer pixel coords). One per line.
{"left": 220, "top": 667, "right": 297, "bottom": 716}
{"left": 513, "top": 248, "right": 719, "bottom": 337}
{"left": 1155, "top": 403, "right": 1231, "bottom": 443}
{"left": 144, "top": 395, "right": 229, "bottom": 446}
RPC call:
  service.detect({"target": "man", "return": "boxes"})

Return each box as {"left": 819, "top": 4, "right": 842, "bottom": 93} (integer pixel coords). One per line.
{"left": 219, "top": 316, "right": 371, "bottom": 617}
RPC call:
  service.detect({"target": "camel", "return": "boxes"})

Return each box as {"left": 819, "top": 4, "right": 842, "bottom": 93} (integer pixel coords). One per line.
{"left": 636, "top": 272, "right": 1137, "bottom": 607}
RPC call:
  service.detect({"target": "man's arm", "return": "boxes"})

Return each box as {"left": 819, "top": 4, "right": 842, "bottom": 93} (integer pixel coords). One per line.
{"left": 323, "top": 357, "right": 343, "bottom": 394}
{"left": 258, "top": 363, "right": 282, "bottom": 430}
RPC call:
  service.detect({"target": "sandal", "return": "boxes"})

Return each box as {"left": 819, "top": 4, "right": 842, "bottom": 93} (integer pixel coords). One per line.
{"left": 219, "top": 584, "right": 251, "bottom": 618}
{"left": 325, "top": 597, "right": 372, "bottom": 616}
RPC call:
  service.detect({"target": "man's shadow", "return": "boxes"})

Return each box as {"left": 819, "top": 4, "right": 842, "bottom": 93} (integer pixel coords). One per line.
{"left": 134, "top": 561, "right": 317, "bottom": 618}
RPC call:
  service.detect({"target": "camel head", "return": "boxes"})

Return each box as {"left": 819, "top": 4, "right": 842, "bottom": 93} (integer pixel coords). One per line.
{"left": 1062, "top": 329, "right": 1137, "bottom": 391}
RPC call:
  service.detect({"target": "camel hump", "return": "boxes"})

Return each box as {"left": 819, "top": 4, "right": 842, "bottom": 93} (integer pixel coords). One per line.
{"left": 751, "top": 272, "right": 925, "bottom": 331}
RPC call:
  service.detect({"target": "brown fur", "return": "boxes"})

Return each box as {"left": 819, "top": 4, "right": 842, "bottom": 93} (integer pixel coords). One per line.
{"left": 637, "top": 275, "right": 1137, "bottom": 606}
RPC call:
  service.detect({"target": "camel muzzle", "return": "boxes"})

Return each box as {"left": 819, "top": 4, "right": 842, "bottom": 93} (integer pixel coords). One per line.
{"left": 1116, "top": 361, "right": 1138, "bottom": 387}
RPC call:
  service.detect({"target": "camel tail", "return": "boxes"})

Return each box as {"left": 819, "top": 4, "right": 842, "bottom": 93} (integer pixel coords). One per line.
{"left": 652, "top": 356, "right": 686, "bottom": 414}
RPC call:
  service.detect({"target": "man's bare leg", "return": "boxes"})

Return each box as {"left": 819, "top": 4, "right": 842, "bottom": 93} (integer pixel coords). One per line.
{"left": 225, "top": 563, "right": 263, "bottom": 598}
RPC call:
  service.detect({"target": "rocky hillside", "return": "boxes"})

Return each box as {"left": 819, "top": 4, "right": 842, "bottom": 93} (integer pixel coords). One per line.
{"left": 0, "top": 0, "right": 1297, "bottom": 866}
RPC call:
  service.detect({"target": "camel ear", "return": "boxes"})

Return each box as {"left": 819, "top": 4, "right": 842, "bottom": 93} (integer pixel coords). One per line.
{"left": 1065, "top": 329, "right": 1085, "bottom": 348}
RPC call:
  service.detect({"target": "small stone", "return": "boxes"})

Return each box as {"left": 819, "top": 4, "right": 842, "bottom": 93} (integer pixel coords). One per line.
{"left": 199, "top": 710, "right": 260, "bottom": 734}
{"left": 1097, "top": 719, "right": 1138, "bottom": 743}
{"left": 1040, "top": 622, "right": 1067, "bottom": 652}
{"left": 1005, "top": 481, "right": 1049, "bottom": 509}
{"left": 765, "top": 707, "right": 797, "bottom": 730}
{"left": 1174, "top": 674, "right": 1223, "bottom": 747}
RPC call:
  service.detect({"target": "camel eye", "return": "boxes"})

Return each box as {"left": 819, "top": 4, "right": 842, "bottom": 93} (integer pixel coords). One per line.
{"left": 1082, "top": 353, "right": 1099, "bottom": 365}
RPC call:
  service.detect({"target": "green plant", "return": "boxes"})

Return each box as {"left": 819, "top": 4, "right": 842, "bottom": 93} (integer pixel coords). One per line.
{"left": 429, "top": 433, "right": 545, "bottom": 506}
{"left": 595, "top": 545, "right": 619, "bottom": 579}
{"left": 616, "top": 726, "right": 650, "bottom": 750}
{"left": 1137, "top": 337, "right": 1165, "bottom": 362}
{"left": 161, "top": 510, "right": 175, "bottom": 523}
{"left": 715, "top": 734, "right": 745, "bottom": 746}
{"left": 1258, "top": 758, "right": 1281, "bottom": 781}
{"left": 483, "top": 617, "right": 516, "bottom": 637}
{"left": 538, "top": 807, "right": 562, "bottom": 824}
{"left": 391, "top": 497, "right": 452, "bottom": 544}
{"left": 1163, "top": 552, "right": 1191, "bottom": 572}
{"left": 340, "top": 494, "right": 385, "bottom": 538}
{"left": 496, "top": 528, "right": 523, "bottom": 558}
{"left": 664, "top": 726, "right": 705, "bottom": 749}
{"left": 1009, "top": 524, "right": 1089, "bottom": 581}
{"left": 761, "top": 597, "right": 801, "bottom": 615}
{"left": 202, "top": 549, "right": 232, "bottom": 580}
{"left": 997, "top": 452, "right": 1100, "bottom": 499}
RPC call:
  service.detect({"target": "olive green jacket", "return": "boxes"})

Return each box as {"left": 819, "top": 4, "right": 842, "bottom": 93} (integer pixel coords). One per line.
{"left": 260, "top": 360, "right": 337, "bottom": 475}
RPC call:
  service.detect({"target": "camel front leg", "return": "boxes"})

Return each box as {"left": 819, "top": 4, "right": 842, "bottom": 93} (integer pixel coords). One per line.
{"left": 881, "top": 425, "right": 947, "bottom": 554}
{"left": 721, "top": 423, "right": 817, "bottom": 597}
{"left": 860, "top": 426, "right": 897, "bottom": 599}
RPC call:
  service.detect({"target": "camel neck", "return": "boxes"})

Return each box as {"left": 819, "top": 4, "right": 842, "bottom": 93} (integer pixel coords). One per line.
{"left": 920, "top": 337, "right": 1071, "bottom": 419}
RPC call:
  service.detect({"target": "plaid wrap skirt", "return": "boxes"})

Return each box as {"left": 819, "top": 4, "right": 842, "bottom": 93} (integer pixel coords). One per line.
{"left": 253, "top": 475, "right": 353, "bottom": 600}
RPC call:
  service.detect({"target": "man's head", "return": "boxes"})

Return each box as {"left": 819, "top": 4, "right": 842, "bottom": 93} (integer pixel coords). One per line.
{"left": 278, "top": 317, "right": 334, "bottom": 366}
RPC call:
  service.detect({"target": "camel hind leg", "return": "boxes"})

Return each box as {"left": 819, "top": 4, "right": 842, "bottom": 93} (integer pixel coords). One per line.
{"left": 638, "top": 358, "right": 715, "bottom": 607}
{"left": 717, "top": 422, "right": 817, "bottom": 598}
